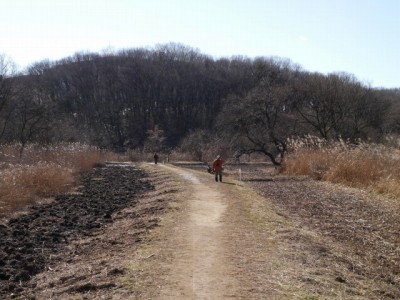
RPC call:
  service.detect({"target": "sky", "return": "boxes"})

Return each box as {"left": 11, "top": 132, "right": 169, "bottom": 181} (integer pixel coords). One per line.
{"left": 1, "top": 0, "right": 399, "bottom": 88}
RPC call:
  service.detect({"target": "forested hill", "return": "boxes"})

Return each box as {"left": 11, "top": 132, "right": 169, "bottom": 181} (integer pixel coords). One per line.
{"left": 0, "top": 43, "right": 399, "bottom": 156}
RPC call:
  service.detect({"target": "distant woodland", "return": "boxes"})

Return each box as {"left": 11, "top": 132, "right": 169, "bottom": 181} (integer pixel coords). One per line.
{"left": 1, "top": 43, "right": 399, "bottom": 162}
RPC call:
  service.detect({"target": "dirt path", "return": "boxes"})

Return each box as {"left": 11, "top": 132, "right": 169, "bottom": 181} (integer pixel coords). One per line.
{"left": 151, "top": 163, "right": 400, "bottom": 299}
{"left": 157, "top": 165, "right": 237, "bottom": 299}
{"left": 111, "top": 163, "right": 289, "bottom": 299}
{"left": 143, "top": 163, "right": 296, "bottom": 299}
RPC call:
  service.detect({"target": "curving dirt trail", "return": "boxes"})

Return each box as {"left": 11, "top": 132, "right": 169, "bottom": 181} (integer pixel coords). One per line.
{"left": 157, "top": 165, "right": 237, "bottom": 299}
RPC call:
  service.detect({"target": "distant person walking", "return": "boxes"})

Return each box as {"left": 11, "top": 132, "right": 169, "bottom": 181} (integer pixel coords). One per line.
{"left": 212, "top": 155, "right": 225, "bottom": 182}
{"left": 154, "top": 153, "right": 159, "bottom": 164}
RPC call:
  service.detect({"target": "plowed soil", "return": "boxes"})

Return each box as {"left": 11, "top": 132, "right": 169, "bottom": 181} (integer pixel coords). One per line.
{"left": 0, "top": 163, "right": 154, "bottom": 298}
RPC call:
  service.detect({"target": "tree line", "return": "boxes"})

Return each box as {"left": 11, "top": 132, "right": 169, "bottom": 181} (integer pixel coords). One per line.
{"left": 0, "top": 43, "right": 399, "bottom": 161}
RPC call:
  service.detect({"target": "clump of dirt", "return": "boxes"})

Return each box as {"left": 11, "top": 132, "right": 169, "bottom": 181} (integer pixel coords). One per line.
{"left": 0, "top": 163, "right": 153, "bottom": 297}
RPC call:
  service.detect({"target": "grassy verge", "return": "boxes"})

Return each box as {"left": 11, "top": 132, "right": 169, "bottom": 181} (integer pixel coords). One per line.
{"left": 282, "top": 136, "right": 400, "bottom": 199}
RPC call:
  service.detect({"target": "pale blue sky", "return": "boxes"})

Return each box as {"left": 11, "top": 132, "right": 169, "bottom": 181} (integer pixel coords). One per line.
{"left": 1, "top": 0, "right": 399, "bottom": 88}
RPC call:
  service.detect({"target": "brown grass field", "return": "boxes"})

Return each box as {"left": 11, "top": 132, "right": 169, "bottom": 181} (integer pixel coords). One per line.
{"left": 282, "top": 135, "right": 400, "bottom": 200}
{"left": 0, "top": 143, "right": 122, "bottom": 214}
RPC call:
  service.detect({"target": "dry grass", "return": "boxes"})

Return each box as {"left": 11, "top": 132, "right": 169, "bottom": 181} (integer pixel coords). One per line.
{"left": 283, "top": 135, "right": 400, "bottom": 199}
{"left": 250, "top": 175, "right": 400, "bottom": 299}
{"left": 0, "top": 143, "right": 111, "bottom": 214}
{"left": 0, "top": 163, "right": 73, "bottom": 212}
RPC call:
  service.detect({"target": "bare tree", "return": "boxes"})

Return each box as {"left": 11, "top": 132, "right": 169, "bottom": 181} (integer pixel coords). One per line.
{"left": 292, "top": 73, "right": 350, "bottom": 139}
{"left": 0, "top": 54, "right": 17, "bottom": 141}
{"left": 179, "top": 129, "right": 211, "bottom": 161}
{"left": 12, "top": 77, "right": 54, "bottom": 158}
{"left": 219, "top": 83, "right": 298, "bottom": 166}
{"left": 144, "top": 125, "right": 167, "bottom": 153}
{"left": 292, "top": 72, "right": 392, "bottom": 140}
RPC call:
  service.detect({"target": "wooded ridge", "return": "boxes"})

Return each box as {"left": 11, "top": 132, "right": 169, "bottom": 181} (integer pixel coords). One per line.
{"left": 1, "top": 43, "right": 399, "bottom": 159}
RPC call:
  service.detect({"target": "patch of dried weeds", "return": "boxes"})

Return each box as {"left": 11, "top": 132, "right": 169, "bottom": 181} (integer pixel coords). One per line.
{"left": 283, "top": 135, "right": 400, "bottom": 199}
{"left": 0, "top": 163, "right": 73, "bottom": 213}
{"left": 0, "top": 143, "right": 114, "bottom": 215}
{"left": 247, "top": 167, "right": 400, "bottom": 299}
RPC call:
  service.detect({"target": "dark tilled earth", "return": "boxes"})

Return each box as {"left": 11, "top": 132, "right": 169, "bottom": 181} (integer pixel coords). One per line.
{"left": 0, "top": 163, "right": 153, "bottom": 296}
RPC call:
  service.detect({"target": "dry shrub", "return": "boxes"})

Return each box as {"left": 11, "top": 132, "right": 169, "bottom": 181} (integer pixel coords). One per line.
{"left": 0, "top": 163, "right": 73, "bottom": 212}
{"left": 127, "top": 149, "right": 155, "bottom": 162}
{"left": 282, "top": 149, "right": 331, "bottom": 177}
{"left": 0, "top": 143, "right": 110, "bottom": 214}
{"left": 169, "top": 150, "right": 204, "bottom": 162}
{"left": 18, "top": 163, "right": 74, "bottom": 196}
{"left": 322, "top": 151, "right": 386, "bottom": 185}
{"left": 374, "top": 179, "right": 400, "bottom": 200}
{"left": 282, "top": 135, "right": 329, "bottom": 177}
{"left": 128, "top": 149, "right": 190, "bottom": 163}
{"left": 36, "top": 143, "right": 107, "bottom": 172}
{"left": 70, "top": 151, "right": 104, "bottom": 173}
{"left": 101, "top": 151, "right": 128, "bottom": 163}
{"left": 283, "top": 135, "right": 400, "bottom": 198}
{"left": 0, "top": 177, "right": 32, "bottom": 212}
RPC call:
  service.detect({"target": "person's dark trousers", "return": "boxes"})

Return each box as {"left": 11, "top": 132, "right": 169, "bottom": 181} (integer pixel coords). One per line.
{"left": 215, "top": 171, "right": 222, "bottom": 182}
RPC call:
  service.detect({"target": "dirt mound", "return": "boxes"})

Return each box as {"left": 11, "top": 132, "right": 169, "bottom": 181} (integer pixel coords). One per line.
{"left": 0, "top": 163, "right": 152, "bottom": 296}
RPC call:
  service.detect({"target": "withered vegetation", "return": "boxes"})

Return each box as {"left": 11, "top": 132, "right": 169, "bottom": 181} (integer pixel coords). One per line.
{"left": 230, "top": 162, "right": 400, "bottom": 299}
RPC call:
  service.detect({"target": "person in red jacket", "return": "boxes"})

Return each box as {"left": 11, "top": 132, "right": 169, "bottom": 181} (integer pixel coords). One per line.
{"left": 212, "top": 155, "right": 225, "bottom": 182}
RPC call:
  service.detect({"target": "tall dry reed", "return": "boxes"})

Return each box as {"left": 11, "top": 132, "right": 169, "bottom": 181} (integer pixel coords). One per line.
{"left": 283, "top": 135, "right": 400, "bottom": 198}
{"left": 0, "top": 143, "right": 109, "bottom": 213}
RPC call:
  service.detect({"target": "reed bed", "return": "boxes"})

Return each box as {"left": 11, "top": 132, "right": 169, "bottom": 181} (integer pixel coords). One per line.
{"left": 0, "top": 143, "right": 112, "bottom": 213}
{"left": 282, "top": 135, "right": 400, "bottom": 199}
